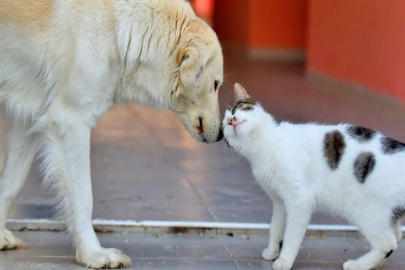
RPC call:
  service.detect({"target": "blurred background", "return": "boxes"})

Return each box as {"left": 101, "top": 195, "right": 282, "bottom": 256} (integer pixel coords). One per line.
{"left": 9, "top": 0, "right": 405, "bottom": 226}
{"left": 192, "top": 0, "right": 405, "bottom": 103}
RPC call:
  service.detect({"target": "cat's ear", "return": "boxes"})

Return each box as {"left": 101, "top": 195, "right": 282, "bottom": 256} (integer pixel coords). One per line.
{"left": 234, "top": 83, "right": 250, "bottom": 100}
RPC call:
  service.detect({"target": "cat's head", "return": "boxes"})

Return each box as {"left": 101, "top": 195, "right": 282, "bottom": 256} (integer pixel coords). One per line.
{"left": 222, "top": 84, "right": 263, "bottom": 141}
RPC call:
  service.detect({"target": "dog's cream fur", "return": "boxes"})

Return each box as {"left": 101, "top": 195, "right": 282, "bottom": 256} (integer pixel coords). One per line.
{"left": 0, "top": 0, "right": 223, "bottom": 268}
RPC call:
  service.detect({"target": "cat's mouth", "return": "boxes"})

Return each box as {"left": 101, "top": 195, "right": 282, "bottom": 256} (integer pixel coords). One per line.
{"left": 231, "top": 120, "right": 247, "bottom": 133}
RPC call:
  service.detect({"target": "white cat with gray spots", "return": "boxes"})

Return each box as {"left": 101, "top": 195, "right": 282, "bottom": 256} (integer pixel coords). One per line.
{"left": 223, "top": 83, "right": 405, "bottom": 270}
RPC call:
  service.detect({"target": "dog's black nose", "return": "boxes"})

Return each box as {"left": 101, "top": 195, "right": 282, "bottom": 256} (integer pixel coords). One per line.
{"left": 216, "top": 129, "right": 224, "bottom": 142}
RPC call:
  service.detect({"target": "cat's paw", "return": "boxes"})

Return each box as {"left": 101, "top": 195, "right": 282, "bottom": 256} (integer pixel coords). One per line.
{"left": 272, "top": 258, "right": 293, "bottom": 270}
{"left": 0, "top": 229, "right": 27, "bottom": 250}
{"left": 262, "top": 247, "right": 279, "bottom": 261}
{"left": 343, "top": 259, "right": 363, "bottom": 270}
{"left": 76, "top": 246, "right": 132, "bottom": 269}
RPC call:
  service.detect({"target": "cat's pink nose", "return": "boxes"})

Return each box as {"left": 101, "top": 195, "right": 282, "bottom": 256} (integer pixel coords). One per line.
{"left": 228, "top": 118, "right": 233, "bottom": 125}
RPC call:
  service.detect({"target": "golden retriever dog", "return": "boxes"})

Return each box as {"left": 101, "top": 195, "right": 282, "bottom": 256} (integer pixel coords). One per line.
{"left": 0, "top": 0, "right": 223, "bottom": 268}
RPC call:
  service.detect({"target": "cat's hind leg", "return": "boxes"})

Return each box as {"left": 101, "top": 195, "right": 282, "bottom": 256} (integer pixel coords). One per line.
{"left": 343, "top": 223, "right": 397, "bottom": 270}
{"left": 262, "top": 197, "right": 286, "bottom": 261}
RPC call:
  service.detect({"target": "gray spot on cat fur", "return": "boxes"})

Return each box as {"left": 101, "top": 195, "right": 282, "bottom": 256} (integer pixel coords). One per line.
{"left": 354, "top": 152, "right": 376, "bottom": 184}
{"left": 323, "top": 130, "right": 346, "bottom": 170}
{"left": 381, "top": 136, "right": 405, "bottom": 155}
{"left": 347, "top": 125, "right": 376, "bottom": 142}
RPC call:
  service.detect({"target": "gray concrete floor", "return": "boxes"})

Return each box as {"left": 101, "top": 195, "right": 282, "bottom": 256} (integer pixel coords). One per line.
{"left": 1, "top": 231, "right": 405, "bottom": 270}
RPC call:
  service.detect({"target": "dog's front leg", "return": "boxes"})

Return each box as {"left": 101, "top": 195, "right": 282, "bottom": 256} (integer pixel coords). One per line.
{"left": 43, "top": 124, "right": 132, "bottom": 269}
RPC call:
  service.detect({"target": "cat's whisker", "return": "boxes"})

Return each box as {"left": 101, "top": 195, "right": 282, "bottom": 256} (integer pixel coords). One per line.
{"left": 224, "top": 72, "right": 235, "bottom": 77}
{"left": 225, "top": 97, "right": 233, "bottom": 108}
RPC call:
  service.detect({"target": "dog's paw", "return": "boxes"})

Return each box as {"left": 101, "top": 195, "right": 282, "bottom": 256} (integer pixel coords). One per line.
{"left": 0, "top": 229, "right": 27, "bottom": 250}
{"left": 272, "top": 258, "right": 293, "bottom": 270}
{"left": 343, "top": 259, "right": 363, "bottom": 270}
{"left": 262, "top": 247, "right": 279, "bottom": 261}
{"left": 76, "top": 247, "right": 132, "bottom": 269}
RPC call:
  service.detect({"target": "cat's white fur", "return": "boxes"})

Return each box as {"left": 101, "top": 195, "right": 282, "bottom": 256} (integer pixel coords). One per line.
{"left": 223, "top": 84, "right": 404, "bottom": 270}
{"left": 0, "top": 0, "right": 223, "bottom": 268}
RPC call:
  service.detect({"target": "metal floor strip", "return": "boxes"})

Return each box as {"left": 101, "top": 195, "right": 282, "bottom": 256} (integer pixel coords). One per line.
{"left": 6, "top": 218, "right": 405, "bottom": 237}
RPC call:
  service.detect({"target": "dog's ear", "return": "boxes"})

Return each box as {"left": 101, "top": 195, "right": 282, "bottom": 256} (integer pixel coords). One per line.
{"left": 177, "top": 20, "right": 213, "bottom": 87}
{"left": 177, "top": 43, "right": 202, "bottom": 86}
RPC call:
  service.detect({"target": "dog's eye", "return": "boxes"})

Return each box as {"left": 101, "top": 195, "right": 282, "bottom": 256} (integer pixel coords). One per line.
{"left": 214, "top": 81, "right": 220, "bottom": 91}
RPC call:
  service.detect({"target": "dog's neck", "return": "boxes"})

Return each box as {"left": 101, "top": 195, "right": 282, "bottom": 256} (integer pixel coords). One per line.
{"left": 112, "top": 0, "right": 196, "bottom": 110}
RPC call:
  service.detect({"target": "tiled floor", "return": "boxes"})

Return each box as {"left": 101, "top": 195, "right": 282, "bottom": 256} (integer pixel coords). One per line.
{"left": 1, "top": 231, "right": 404, "bottom": 270}
{"left": 8, "top": 47, "right": 405, "bottom": 225}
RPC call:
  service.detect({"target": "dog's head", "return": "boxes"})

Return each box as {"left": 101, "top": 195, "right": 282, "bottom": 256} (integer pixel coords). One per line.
{"left": 170, "top": 20, "right": 223, "bottom": 143}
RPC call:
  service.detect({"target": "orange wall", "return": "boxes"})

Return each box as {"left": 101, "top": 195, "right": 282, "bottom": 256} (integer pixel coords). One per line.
{"left": 308, "top": 0, "right": 405, "bottom": 100}
{"left": 192, "top": 0, "right": 214, "bottom": 17}
{"left": 249, "top": 0, "right": 308, "bottom": 49}
{"left": 213, "top": 0, "right": 250, "bottom": 46}
{"left": 214, "top": 0, "right": 307, "bottom": 50}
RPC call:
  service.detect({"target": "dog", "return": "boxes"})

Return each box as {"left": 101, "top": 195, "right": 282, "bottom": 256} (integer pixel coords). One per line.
{"left": 0, "top": 0, "right": 223, "bottom": 268}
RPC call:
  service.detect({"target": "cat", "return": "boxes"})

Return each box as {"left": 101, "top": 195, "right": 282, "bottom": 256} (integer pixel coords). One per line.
{"left": 222, "top": 83, "right": 405, "bottom": 270}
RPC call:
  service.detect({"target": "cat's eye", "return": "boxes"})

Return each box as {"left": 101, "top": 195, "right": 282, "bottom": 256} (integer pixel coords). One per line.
{"left": 241, "top": 105, "right": 254, "bottom": 111}
{"left": 214, "top": 80, "right": 220, "bottom": 91}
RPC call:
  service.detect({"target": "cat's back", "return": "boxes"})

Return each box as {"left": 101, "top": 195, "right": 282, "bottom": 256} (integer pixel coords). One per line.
{"left": 274, "top": 121, "right": 405, "bottom": 178}
{"left": 275, "top": 121, "right": 343, "bottom": 155}
{"left": 276, "top": 122, "right": 405, "bottom": 201}
{"left": 269, "top": 122, "right": 346, "bottom": 176}
{"left": 276, "top": 121, "right": 403, "bottom": 154}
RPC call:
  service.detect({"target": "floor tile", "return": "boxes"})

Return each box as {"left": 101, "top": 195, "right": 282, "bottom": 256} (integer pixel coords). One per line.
{"left": 132, "top": 259, "right": 239, "bottom": 270}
